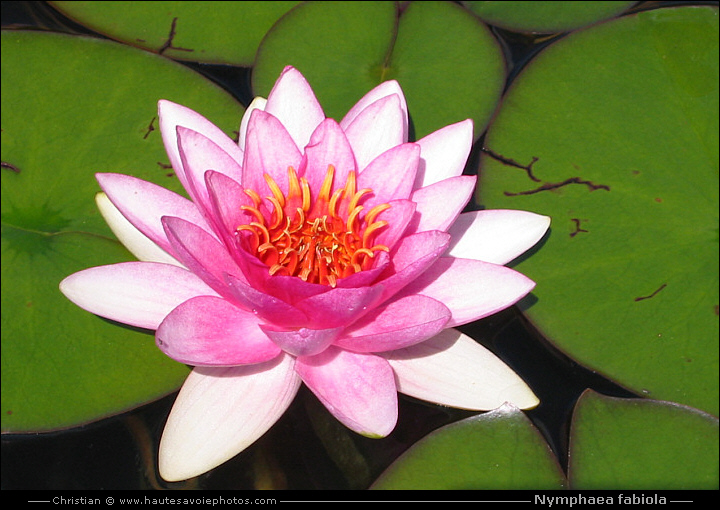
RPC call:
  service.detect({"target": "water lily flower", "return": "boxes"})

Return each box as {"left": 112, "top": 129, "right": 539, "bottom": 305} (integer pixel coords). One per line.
{"left": 60, "top": 66, "right": 550, "bottom": 482}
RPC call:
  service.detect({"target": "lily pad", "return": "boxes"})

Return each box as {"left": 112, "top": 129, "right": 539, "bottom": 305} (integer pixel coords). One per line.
{"left": 253, "top": 0, "right": 505, "bottom": 140}
{"left": 1, "top": 30, "right": 244, "bottom": 433}
{"left": 476, "top": 6, "right": 719, "bottom": 415}
{"left": 569, "top": 391, "right": 719, "bottom": 489}
{"left": 465, "top": 1, "right": 636, "bottom": 33}
{"left": 370, "top": 404, "right": 566, "bottom": 489}
{"left": 50, "top": 1, "right": 299, "bottom": 66}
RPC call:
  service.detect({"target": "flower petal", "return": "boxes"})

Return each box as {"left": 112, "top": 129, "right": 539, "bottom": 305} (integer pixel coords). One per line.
{"left": 342, "top": 94, "right": 407, "bottom": 172}
{"left": 96, "top": 172, "right": 212, "bottom": 257}
{"left": 341, "top": 79, "right": 408, "bottom": 138}
{"left": 338, "top": 294, "right": 451, "bottom": 353}
{"left": 260, "top": 325, "right": 344, "bottom": 357}
{"left": 382, "top": 328, "right": 539, "bottom": 410}
{"left": 241, "top": 109, "right": 303, "bottom": 197}
{"left": 175, "top": 126, "right": 244, "bottom": 221}
{"left": 238, "top": 96, "right": 267, "bottom": 152}
{"left": 158, "top": 99, "right": 244, "bottom": 192}
{"left": 414, "top": 119, "right": 473, "bottom": 188}
{"left": 296, "top": 347, "right": 397, "bottom": 437}
{"left": 224, "top": 273, "right": 309, "bottom": 327}
{"left": 357, "top": 143, "right": 420, "bottom": 209}
{"left": 400, "top": 257, "right": 536, "bottom": 327}
{"left": 295, "top": 284, "right": 384, "bottom": 329}
{"left": 408, "top": 175, "right": 476, "bottom": 234}
{"left": 264, "top": 66, "right": 326, "bottom": 150}
{"left": 95, "top": 192, "right": 181, "bottom": 266}
{"left": 59, "top": 262, "right": 218, "bottom": 330}
{"left": 162, "top": 215, "right": 244, "bottom": 298}
{"left": 300, "top": 118, "right": 356, "bottom": 198}
{"left": 158, "top": 356, "right": 301, "bottom": 482}
{"left": 447, "top": 210, "right": 551, "bottom": 265}
{"left": 156, "top": 296, "right": 281, "bottom": 365}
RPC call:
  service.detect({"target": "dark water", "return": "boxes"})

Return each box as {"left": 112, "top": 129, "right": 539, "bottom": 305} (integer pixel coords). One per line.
{"left": 2, "top": 1, "right": 651, "bottom": 491}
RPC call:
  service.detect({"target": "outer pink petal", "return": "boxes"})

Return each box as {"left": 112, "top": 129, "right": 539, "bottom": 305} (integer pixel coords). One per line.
{"left": 158, "top": 100, "right": 244, "bottom": 192}
{"left": 260, "top": 325, "right": 344, "bottom": 357}
{"left": 356, "top": 143, "right": 420, "bottom": 210}
{"left": 296, "top": 347, "right": 398, "bottom": 437}
{"left": 399, "top": 257, "right": 536, "bottom": 327}
{"left": 96, "top": 173, "right": 212, "bottom": 257}
{"left": 95, "top": 192, "right": 181, "bottom": 267}
{"left": 337, "top": 295, "right": 451, "bottom": 353}
{"left": 59, "top": 262, "right": 218, "bottom": 330}
{"left": 342, "top": 94, "right": 407, "bottom": 172}
{"left": 176, "top": 126, "right": 244, "bottom": 221}
{"left": 382, "top": 328, "right": 539, "bottom": 410}
{"left": 158, "top": 356, "right": 301, "bottom": 481}
{"left": 447, "top": 210, "right": 551, "bottom": 265}
{"left": 241, "top": 109, "right": 303, "bottom": 197}
{"left": 341, "top": 80, "right": 408, "bottom": 137}
{"left": 407, "top": 175, "right": 476, "bottom": 234}
{"left": 414, "top": 119, "right": 473, "bottom": 188}
{"left": 156, "top": 296, "right": 281, "bottom": 366}
{"left": 264, "top": 66, "right": 326, "bottom": 150}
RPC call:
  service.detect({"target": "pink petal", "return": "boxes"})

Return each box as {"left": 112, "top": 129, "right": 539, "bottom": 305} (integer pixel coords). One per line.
{"left": 342, "top": 94, "right": 407, "bottom": 172}
{"left": 241, "top": 109, "right": 303, "bottom": 197}
{"left": 376, "top": 230, "right": 450, "bottom": 302}
{"left": 158, "top": 100, "right": 244, "bottom": 192}
{"left": 156, "top": 296, "right": 281, "bottom": 365}
{"left": 260, "top": 325, "right": 344, "bottom": 357}
{"left": 337, "top": 295, "right": 451, "bottom": 353}
{"left": 59, "top": 262, "right": 218, "bottom": 330}
{"left": 264, "top": 66, "right": 326, "bottom": 150}
{"left": 382, "top": 328, "right": 539, "bottom": 410}
{"left": 341, "top": 80, "right": 408, "bottom": 137}
{"left": 204, "top": 170, "right": 258, "bottom": 250}
{"left": 96, "top": 172, "right": 212, "bottom": 257}
{"left": 296, "top": 347, "right": 397, "bottom": 437}
{"left": 295, "top": 285, "right": 384, "bottom": 329}
{"left": 95, "top": 192, "right": 181, "bottom": 266}
{"left": 399, "top": 257, "right": 536, "bottom": 327}
{"left": 414, "top": 119, "right": 473, "bottom": 188}
{"left": 176, "top": 126, "right": 244, "bottom": 221}
{"left": 162, "top": 216, "right": 244, "bottom": 298}
{"left": 408, "top": 175, "right": 476, "bottom": 234}
{"left": 224, "top": 272, "right": 309, "bottom": 327}
{"left": 158, "top": 356, "right": 301, "bottom": 481}
{"left": 356, "top": 143, "right": 420, "bottom": 210}
{"left": 300, "top": 118, "right": 356, "bottom": 197}
{"left": 447, "top": 210, "right": 551, "bottom": 265}
{"left": 370, "top": 199, "right": 417, "bottom": 252}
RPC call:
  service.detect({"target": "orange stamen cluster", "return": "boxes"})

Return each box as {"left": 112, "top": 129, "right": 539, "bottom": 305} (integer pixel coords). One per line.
{"left": 236, "top": 165, "right": 390, "bottom": 287}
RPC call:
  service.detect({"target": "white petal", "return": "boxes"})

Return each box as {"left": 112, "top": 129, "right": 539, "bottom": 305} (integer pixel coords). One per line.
{"left": 96, "top": 193, "right": 183, "bottom": 267}
{"left": 414, "top": 119, "right": 473, "bottom": 188}
{"left": 382, "top": 328, "right": 539, "bottom": 410}
{"left": 238, "top": 96, "right": 267, "bottom": 152}
{"left": 159, "top": 355, "right": 301, "bottom": 481}
{"left": 447, "top": 210, "right": 551, "bottom": 265}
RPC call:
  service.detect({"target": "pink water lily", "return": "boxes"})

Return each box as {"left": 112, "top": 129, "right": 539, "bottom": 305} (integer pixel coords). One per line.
{"left": 59, "top": 66, "right": 550, "bottom": 482}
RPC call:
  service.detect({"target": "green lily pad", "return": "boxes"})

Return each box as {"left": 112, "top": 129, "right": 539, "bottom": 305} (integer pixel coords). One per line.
{"left": 253, "top": 0, "right": 505, "bottom": 140}
{"left": 476, "top": 6, "right": 719, "bottom": 415}
{"left": 50, "top": 1, "right": 299, "bottom": 66}
{"left": 569, "top": 391, "right": 719, "bottom": 489}
{"left": 465, "top": 1, "right": 636, "bottom": 33}
{"left": 370, "top": 404, "right": 566, "bottom": 489}
{"left": 1, "top": 30, "right": 244, "bottom": 433}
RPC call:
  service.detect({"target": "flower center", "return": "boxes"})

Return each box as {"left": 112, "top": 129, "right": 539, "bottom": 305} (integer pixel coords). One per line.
{"left": 236, "top": 165, "right": 390, "bottom": 287}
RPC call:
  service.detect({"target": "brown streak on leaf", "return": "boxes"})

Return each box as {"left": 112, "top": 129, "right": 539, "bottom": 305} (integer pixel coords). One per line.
{"left": 634, "top": 283, "right": 667, "bottom": 302}
{"left": 504, "top": 177, "right": 610, "bottom": 196}
{"left": 481, "top": 148, "right": 541, "bottom": 182}
{"left": 569, "top": 218, "right": 588, "bottom": 237}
